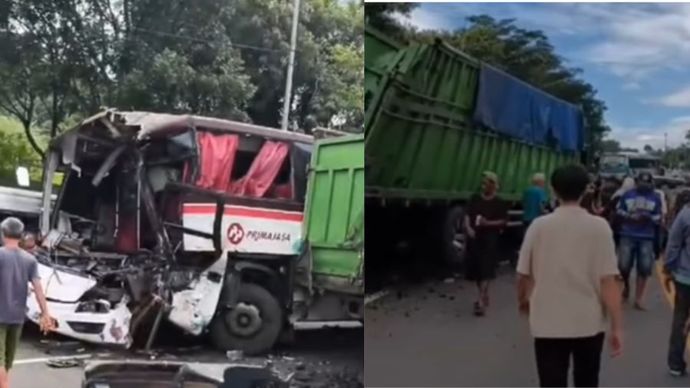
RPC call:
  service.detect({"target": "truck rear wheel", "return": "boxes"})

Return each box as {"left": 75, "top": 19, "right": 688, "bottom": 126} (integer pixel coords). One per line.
{"left": 210, "top": 283, "right": 283, "bottom": 355}
{"left": 442, "top": 206, "right": 467, "bottom": 267}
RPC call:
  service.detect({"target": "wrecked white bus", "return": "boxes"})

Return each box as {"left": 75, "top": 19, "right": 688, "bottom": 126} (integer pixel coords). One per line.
{"left": 30, "top": 110, "right": 363, "bottom": 354}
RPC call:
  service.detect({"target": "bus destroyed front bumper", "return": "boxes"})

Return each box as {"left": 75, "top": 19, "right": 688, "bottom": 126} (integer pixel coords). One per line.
{"left": 26, "top": 261, "right": 133, "bottom": 346}
{"left": 27, "top": 252, "right": 227, "bottom": 347}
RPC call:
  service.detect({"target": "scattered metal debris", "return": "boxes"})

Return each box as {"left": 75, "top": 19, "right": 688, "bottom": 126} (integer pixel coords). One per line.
{"left": 46, "top": 358, "right": 82, "bottom": 368}
{"left": 226, "top": 350, "right": 244, "bottom": 362}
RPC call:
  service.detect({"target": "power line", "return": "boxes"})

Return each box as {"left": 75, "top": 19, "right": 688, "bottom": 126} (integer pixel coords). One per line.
{"left": 131, "top": 27, "right": 290, "bottom": 54}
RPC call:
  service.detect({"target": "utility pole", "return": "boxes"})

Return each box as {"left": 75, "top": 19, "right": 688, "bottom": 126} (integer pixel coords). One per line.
{"left": 665, "top": 132, "right": 668, "bottom": 153}
{"left": 281, "top": 0, "right": 301, "bottom": 131}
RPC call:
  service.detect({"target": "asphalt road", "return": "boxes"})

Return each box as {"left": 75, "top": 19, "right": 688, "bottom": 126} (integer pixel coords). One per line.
{"left": 11, "top": 323, "right": 363, "bottom": 388}
{"left": 365, "top": 262, "right": 687, "bottom": 387}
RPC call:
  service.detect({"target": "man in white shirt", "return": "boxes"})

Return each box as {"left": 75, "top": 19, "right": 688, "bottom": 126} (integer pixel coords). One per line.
{"left": 517, "top": 164, "right": 623, "bottom": 387}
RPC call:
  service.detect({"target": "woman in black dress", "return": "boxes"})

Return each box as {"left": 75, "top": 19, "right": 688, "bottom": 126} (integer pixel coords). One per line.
{"left": 464, "top": 171, "right": 509, "bottom": 316}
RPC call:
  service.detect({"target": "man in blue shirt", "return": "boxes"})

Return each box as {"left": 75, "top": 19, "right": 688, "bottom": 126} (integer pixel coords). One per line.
{"left": 664, "top": 191, "right": 690, "bottom": 377}
{"left": 522, "top": 173, "right": 549, "bottom": 227}
{"left": 616, "top": 172, "right": 661, "bottom": 310}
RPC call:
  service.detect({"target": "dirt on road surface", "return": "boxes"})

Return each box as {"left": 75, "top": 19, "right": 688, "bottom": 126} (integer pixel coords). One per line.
{"left": 365, "top": 263, "right": 686, "bottom": 387}
{"left": 13, "top": 324, "right": 363, "bottom": 388}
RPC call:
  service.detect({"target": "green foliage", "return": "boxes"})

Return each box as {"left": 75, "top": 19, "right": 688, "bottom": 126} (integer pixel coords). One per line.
{"left": 119, "top": 49, "right": 256, "bottom": 121}
{"left": 307, "top": 43, "right": 364, "bottom": 132}
{"left": 0, "top": 0, "right": 363, "bottom": 149}
{"left": 601, "top": 139, "right": 622, "bottom": 153}
{"left": 364, "top": 2, "right": 418, "bottom": 42}
{"left": 0, "top": 118, "right": 44, "bottom": 184}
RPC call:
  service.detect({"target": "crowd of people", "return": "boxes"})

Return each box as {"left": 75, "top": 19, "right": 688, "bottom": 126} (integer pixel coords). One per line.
{"left": 463, "top": 164, "right": 690, "bottom": 387}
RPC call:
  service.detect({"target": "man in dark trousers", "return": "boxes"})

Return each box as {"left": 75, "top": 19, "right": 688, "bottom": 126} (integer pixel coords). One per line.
{"left": 464, "top": 171, "right": 509, "bottom": 317}
{"left": 517, "top": 165, "right": 623, "bottom": 387}
{"left": 0, "top": 218, "right": 54, "bottom": 388}
{"left": 664, "top": 192, "right": 690, "bottom": 376}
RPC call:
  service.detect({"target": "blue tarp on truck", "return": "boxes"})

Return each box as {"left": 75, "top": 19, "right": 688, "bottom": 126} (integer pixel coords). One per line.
{"left": 473, "top": 64, "right": 585, "bottom": 152}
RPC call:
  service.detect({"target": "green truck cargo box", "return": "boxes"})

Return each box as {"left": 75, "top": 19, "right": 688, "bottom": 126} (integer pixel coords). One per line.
{"left": 303, "top": 134, "right": 364, "bottom": 295}
{"left": 364, "top": 27, "right": 580, "bottom": 203}
{"left": 365, "top": 27, "right": 402, "bottom": 103}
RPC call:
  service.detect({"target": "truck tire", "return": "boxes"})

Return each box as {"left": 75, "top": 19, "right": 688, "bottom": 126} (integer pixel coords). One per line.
{"left": 210, "top": 283, "right": 283, "bottom": 355}
{"left": 442, "top": 206, "right": 467, "bottom": 267}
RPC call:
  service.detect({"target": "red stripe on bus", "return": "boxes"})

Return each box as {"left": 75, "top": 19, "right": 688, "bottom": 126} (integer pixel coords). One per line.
{"left": 183, "top": 205, "right": 303, "bottom": 221}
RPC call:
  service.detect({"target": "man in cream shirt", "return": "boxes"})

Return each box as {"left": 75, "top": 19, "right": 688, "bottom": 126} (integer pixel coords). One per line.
{"left": 517, "top": 165, "right": 623, "bottom": 388}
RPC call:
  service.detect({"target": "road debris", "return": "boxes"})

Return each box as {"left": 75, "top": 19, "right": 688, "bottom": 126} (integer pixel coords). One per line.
{"left": 226, "top": 350, "right": 244, "bottom": 361}
{"left": 46, "top": 358, "right": 82, "bottom": 368}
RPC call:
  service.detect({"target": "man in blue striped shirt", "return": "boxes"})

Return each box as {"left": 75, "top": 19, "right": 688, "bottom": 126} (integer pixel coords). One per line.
{"left": 616, "top": 172, "right": 661, "bottom": 310}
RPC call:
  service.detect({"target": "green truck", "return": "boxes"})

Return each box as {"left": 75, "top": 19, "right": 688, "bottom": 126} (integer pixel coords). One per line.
{"left": 364, "top": 26, "right": 585, "bottom": 285}
{"left": 33, "top": 110, "right": 363, "bottom": 355}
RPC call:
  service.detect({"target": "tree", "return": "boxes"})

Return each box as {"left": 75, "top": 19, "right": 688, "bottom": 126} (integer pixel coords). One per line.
{"left": 223, "top": 0, "right": 364, "bottom": 131}
{"left": 643, "top": 144, "right": 654, "bottom": 154}
{"left": 0, "top": 0, "right": 364, "bottom": 148}
{"left": 0, "top": 31, "right": 46, "bottom": 156}
{"left": 601, "top": 139, "right": 621, "bottom": 153}
{"left": 364, "top": 2, "right": 418, "bottom": 41}
{"left": 119, "top": 49, "right": 255, "bottom": 120}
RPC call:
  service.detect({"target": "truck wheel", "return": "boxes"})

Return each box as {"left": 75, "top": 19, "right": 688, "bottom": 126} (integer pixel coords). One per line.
{"left": 443, "top": 206, "right": 467, "bottom": 267}
{"left": 210, "top": 283, "right": 283, "bottom": 355}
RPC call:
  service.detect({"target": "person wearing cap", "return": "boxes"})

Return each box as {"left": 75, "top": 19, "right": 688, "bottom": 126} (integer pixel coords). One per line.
{"left": 616, "top": 172, "right": 662, "bottom": 309}
{"left": 464, "top": 171, "right": 509, "bottom": 316}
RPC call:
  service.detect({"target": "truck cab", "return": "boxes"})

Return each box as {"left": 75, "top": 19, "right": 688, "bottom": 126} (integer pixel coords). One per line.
{"left": 600, "top": 152, "right": 660, "bottom": 181}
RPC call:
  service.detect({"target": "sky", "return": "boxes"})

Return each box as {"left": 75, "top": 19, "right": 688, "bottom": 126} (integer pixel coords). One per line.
{"left": 394, "top": 3, "right": 690, "bottom": 151}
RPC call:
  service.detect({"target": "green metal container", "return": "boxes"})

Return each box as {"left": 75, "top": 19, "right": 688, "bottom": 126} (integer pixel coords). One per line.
{"left": 365, "top": 28, "right": 580, "bottom": 203}
{"left": 303, "top": 134, "right": 364, "bottom": 294}
{"left": 364, "top": 27, "right": 402, "bottom": 101}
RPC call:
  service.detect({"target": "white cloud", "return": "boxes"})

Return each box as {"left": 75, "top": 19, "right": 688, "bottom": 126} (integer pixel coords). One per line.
{"left": 405, "top": 3, "right": 690, "bottom": 81}
{"left": 611, "top": 115, "right": 690, "bottom": 150}
{"left": 403, "top": 5, "right": 462, "bottom": 31}
{"left": 651, "top": 86, "right": 690, "bottom": 108}
{"left": 584, "top": 5, "right": 690, "bottom": 80}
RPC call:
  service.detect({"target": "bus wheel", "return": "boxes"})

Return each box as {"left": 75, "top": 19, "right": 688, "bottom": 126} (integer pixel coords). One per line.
{"left": 210, "top": 283, "right": 283, "bottom": 355}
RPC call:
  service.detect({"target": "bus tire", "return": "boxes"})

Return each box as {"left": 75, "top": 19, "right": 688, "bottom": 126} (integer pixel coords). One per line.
{"left": 210, "top": 283, "right": 283, "bottom": 355}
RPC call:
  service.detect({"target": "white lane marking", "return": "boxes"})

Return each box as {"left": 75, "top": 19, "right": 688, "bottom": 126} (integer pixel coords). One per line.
{"left": 13, "top": 353, "right": 93, "bottom": 365}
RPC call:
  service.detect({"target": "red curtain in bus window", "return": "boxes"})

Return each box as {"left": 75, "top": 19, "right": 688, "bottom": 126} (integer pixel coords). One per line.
{"left": 195, "top": 132, "right": 239, "bottom": 191}
{"left": 230, "top": 141, "right": 289, "bottom": 197}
